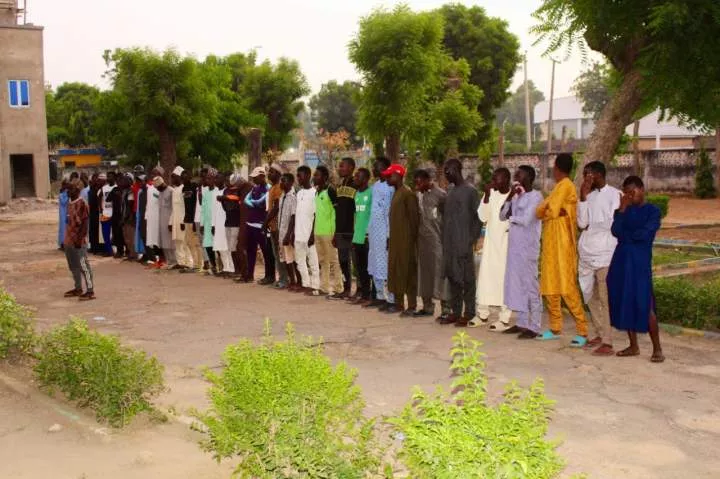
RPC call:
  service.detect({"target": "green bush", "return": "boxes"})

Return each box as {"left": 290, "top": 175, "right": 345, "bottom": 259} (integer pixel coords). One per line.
{"left": 195, "top": 322, "right": 382, "bottom": 478}
{"left": 389, "top": 332, "right": 564, "bottom": 479}
{"left": 646, "top": 195, "right": 670, "bottom": 218}
{"left": 694, "top": 149, "right": 717, "bottom": 199}
{"left": 34, "top": 318, "right": 165, "bottom": 427}
{"left": 0, "top": 288, "right": 36, "bottom": 360}
{"left": 654, "top": 275, "right": 720, "bottom": 331}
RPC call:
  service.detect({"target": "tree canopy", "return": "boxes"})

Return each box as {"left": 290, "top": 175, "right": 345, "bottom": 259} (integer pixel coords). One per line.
{"left": 98, "top": 48, "right": 216, "bottom": 172}
{"left": 309, "top": 80, "right": 361, "bottom": 146}
{"left": 571, "top": 62, "right": 614, "bottom": 120}
{"left": 533, "top": 0, "right": 720, "bottom": 168}
{"left": 46, "top": 82, "right": 101, "bottom": 148}
{"left": 439, "top": 3, "right": 521, "bottom": 149}
{"left": 89, "top": 48, "right": 308, "bottom": 171}
{"left": 349, "top": 5, "right": 447, "bottom": 162}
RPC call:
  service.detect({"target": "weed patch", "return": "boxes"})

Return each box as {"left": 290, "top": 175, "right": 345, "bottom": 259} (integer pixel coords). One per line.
{"left": 34, "top": 318, "right": 165, "bottom": 427}
{"left": 195, "top": 322, "right": 382, "bottom": 478}
{"left": 0, "top": 288, "right": 36, "bottom": 360}
{"left": 389, "top": 332, "right": 564, "bottom": 479}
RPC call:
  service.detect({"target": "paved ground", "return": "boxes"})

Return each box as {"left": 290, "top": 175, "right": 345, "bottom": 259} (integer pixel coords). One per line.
{"left": 1, "top": 208, "right": 720, "bottom": 478}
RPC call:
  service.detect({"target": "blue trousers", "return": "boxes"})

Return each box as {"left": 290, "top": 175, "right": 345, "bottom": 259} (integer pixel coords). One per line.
{"left": 101, "top": 221, "right": 113, "bottom": 254}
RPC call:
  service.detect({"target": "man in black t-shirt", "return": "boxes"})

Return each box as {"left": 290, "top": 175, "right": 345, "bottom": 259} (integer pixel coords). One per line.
{"left": 331, "top": 157, "right": 357, "bottom": 300}
{"left": 181, "top": 170, "right": 204, "bottom": 272}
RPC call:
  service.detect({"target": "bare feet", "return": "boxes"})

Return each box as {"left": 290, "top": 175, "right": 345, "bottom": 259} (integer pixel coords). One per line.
{"left": 651, "top": 350, "right": 665, "bottom": 363}
{"left": 616, "top": 346, "right": 640, "bottom": 357}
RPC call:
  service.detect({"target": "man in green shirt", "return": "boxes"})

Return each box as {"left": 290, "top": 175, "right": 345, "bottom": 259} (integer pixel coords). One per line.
{"left": 351, "top": 168, "right": 373, "bottom": 304}
{"left": 313, "top": 165, "right": 343, "bottom": 296}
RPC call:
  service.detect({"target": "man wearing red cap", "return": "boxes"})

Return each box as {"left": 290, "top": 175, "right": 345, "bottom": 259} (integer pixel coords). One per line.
{"left": 385, "top": 164, "right": 420, "bottom": 315}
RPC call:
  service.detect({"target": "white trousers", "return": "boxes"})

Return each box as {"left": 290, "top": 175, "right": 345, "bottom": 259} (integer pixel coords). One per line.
{"left": 294, "top": 240, "right": 320, "bottom": 290}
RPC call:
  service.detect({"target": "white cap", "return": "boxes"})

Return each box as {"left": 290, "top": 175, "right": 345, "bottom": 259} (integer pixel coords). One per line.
{"left": 172, "top": 166, "right": 184, "bottom": 177}
{"left": 250, "top": 166, "right": 266, "bottom": 178}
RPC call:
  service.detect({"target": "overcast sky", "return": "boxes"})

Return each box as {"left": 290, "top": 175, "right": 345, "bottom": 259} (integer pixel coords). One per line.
{"left": 31, "top": 0, "right": 593, "bottom": 100}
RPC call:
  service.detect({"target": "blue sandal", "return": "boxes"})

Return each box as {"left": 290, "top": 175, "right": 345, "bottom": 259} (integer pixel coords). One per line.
{"left": 570, "top": 335, "right": 588, "bottom": 348}
{"left": 536, "top": 330, "right": 562, "bottom": 341}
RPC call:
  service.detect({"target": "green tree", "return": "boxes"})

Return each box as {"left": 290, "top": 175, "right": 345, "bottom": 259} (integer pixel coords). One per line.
{"left": 496, "top": 80, "right": 545, "bottom": 126}
{"left": 572, "top": 62, "right": 614, "bottom": 120}
{"left": 349, "top": 5, "right": 446, "bottom": 162}
{"left": 241, "top": 58, "right": 310, "bottom": 153}
{"left": 426, "top": 58, "right": 484, "bottom": 163}
{"left": 45, "top": 82, "right": 101, "bottom": 148}
{"left": 189, "top": 54, "right": 263, "bottom": 170}
{"left": 99, "top": 48, "right": 217, "bottom": 172}
{"left": 309, "top": 80, "right": 362, "bottom": 146}
{"left": 532, "top": 0, "right": 720, "bottom": 171}
{"left": 439, "top": 4, "right": 521, "bottom": 150}
{"left": 694, "top": 149, "right": 717, "bottom": 199}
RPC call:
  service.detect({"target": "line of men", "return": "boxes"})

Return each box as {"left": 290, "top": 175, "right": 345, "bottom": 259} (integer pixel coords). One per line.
{"left": 60, "top": 153, "right": 663, "bottom": 363}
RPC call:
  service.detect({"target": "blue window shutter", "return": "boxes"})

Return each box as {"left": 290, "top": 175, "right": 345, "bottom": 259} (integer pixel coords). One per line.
{"left": 20, "top": 80, "right": 30, "bottom": 106}
{"left": 8, "top": 80, "right": 18, "bottom": 106}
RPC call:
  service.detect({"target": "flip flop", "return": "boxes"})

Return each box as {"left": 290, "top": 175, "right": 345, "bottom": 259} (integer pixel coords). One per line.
{"left": 489, "top": 321, "right": 511, "bottom": 332}
{"left": 570, "top": 335, "right": 588, "bottom": 348}
{"left": 616, "top": 348, "right": 640, "bottom": 357}
{"left": 467, "top": 318, "right": 485, "bottom": 328}
{"left": 536, "top": 330, "right": 562, "bottom": 341}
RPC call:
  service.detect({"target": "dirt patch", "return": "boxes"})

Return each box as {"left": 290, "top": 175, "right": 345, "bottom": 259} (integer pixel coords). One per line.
{"left": 1, "top": 208, "right": 720, "bottom": 479}
{"left": 663, "top": 196, "right": 720, "bottom": 226}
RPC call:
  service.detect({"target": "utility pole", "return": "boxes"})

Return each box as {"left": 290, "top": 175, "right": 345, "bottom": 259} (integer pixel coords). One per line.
{"left": 543, "top": 58, "right": 557, "bottom": 192}
{"left": 524, "top": 52, "right": 532, "bottom": 152}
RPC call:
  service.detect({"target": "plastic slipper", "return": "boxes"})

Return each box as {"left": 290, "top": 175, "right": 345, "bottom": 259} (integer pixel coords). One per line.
{"left": 570, "top": 335, "right": 588, "bottom": 348}
{"left": 467, "top": 318, "right": 484, "bottom": 328}
{"left": 536, "top": 330, "right": 561, "bottom": 341}
{"left": 489, "top": 320, "right": 511, "bottom": 332}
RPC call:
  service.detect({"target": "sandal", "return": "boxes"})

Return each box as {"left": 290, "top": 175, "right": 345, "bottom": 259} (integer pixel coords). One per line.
{"left": 570, "top": 335, "right": 588, "bottom": 348}
{"left": 64, "top": 289, "right": 82, "bottom": 298}
{"left": 536, "top": 330, "right": 562, "bottom": 341}
{"left": 651, "top": 351, "right": 665, "bottom": 363}
{"left": 489, "top": 320, "right": 511, "bottom": 332}
{"left": 616, "top": 347, "right": 640, "bottom": 357}
{"left": 592, "top": 344, "right": 615, "bottom": 356}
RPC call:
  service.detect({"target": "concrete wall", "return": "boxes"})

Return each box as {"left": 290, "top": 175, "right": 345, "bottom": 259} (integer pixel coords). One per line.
{"left": 0, "top": 23, "right": 50, "bottom": 203}
{"left": 461, "top": 149, "right": 718, "bottom": 193}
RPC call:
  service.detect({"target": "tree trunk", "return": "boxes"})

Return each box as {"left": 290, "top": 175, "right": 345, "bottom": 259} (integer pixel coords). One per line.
{"left": 632, "top": 120, "right": 641, "bottom": 175}
{"left": 156, "top": 121, "right": 177, "bottom": 175}
{"left": 385, "top": 133, "right": 401, "bottom": 163}
{"left": 249, "top": 128, "right": 262, "bottom": 170}
{"left": 579, "top": 68, "right": 644, "bottom": 182}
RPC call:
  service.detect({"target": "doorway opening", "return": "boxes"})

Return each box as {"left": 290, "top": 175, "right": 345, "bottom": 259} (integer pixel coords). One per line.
{"left": 10, "top": 154, "right": 35, "bottom": 198}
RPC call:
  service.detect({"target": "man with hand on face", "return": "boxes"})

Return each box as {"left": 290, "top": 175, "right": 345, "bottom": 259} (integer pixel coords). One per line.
{"left": 169, "top": 166, "right": 189, "bottom": 270}
{"left": 535, "top": 153, "right": 588, "bottom": 346}
{"left": 500, "top": 166, "right": 544, "bottom": 339}
{"left": 578, "top": 161, "right": 621, "bottom": 356}
{"left": 351, "top": 168, "right": 373, "bottom": 304}
{"left": 386, "top": 164, "right": 420, "bottom": 316}
{"left": 608, "top": 176, "right": 664, "bottom": 363}
{"left": 472, "top": 168, "right": 512, "bottom": 330}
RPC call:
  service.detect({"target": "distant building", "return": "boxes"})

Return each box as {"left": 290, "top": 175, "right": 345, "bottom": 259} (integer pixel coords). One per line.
{"left": 0, "top": 0, "right": 50, "bottom": 202}
{"left": 534, "top": 96, "right": 597, "bottom": 141}
{"left": 57, "top": 148, "right": 107, "bottom": 168}
{"left": 534, "top": 96, "right": 713, "bottom": 149}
